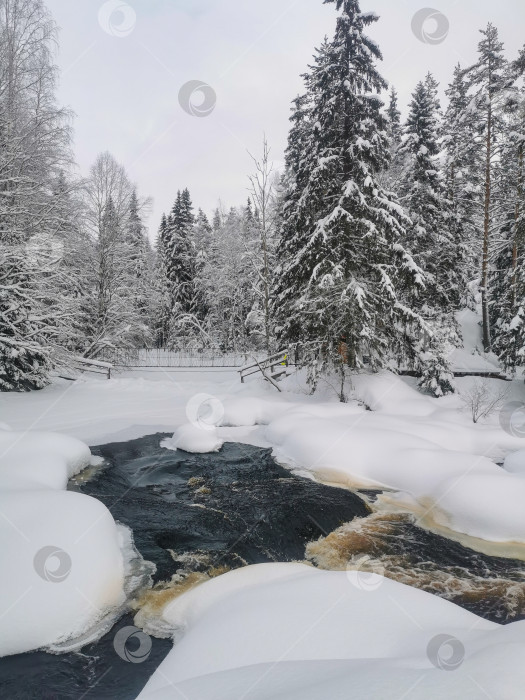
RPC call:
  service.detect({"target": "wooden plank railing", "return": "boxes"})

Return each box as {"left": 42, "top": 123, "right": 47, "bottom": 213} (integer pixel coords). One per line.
{"left": 70, "top": 356, "right": 113, "bottom": 379}
{"left": 97, "top": 348, "right": 248, "bottom": 368}
{"left": 239, "top": 350, "right": 291, "bottom": 385}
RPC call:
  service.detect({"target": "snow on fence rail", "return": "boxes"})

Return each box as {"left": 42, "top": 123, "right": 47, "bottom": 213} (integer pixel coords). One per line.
{"left": 239, "top": 350, "right": 291, "bottom": 386}
{"left": 96, "top": 348, "right": 257, "bottom": 368}
{"left": 55, "top": 355, "right": 113, "bottom": 380}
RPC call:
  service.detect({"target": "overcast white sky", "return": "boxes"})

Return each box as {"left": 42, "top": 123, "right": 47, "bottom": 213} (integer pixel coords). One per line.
{"left": 46, "top": 0, "right": 525, "bottom": 239}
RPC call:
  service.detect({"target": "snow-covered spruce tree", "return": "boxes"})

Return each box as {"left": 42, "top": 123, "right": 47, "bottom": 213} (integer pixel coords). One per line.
{"left": 380, "top": 86, "right": 406, "bottom": 195}
{"left": 194, "top": 208, "right": 213, "bottom": 263}
{"left": 271, "top": 92, "right": 313, "bottom": 346}
{"left": 398, "top": 79, "right": 459, "bottom": 307}
{"left": 490, "top": 54, "right": 525, "bottom": 370}
{"left": 192, "top": 208, "right": 212, "bottom": 328}
{"left": 161, "top": 188, "right": 200, "bottom": 347}
{"left": 387, "top": 87, "right": 402, "bottom": 145}
{"left": 155, "top": 213, "right": 172, "bottom": 347}
{"left": 424, "top": 72, "right": 442, "bottom": 122}
{"left": 442, "top": 64, "right": 484, "bottom": 298}
{"left": 0, "top": 248, "right": 50, "bottom": 390}
{"left": 273, "top": 0, "right": 426, "bottom": 388}
{"left": 212, "top": 207, "right": 222, "bottom": 233}
{"left": 0, "top": 0, "right": 75, "bottom": 390}
{"left": 168, "top": 205, "right": 212, "bottom": 349}
{"left": 463, "top": 24, "right": 509, "bottom": 352}
{"left": 165, "top": 190, "right": 191, "bottom": 307}
{"left": 396, "top": 78, "right": 462, "bottom": 395}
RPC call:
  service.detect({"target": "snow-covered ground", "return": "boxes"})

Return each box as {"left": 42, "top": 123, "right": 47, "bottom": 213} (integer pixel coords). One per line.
{"left": 5, "top": 353, "right": 523, "bottom": 547}
{"left": 263, "top": 371, "right": 525, "bottom": 546}
{"left": 449, "top": 309, "right": 503, "bottom": 373}
{"left": 3, "top": 313, "right": 525, "bottom": 695}
{"left": 136, "top": 563, "right": 525, "bottom": 700}
{"left": 0, "top": 369, "right": 241, "bottom": 445}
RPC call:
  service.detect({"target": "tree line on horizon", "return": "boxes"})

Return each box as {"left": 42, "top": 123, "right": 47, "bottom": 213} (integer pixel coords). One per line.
{"left": 1, "top": 0, "right": 525, "bottom": 397}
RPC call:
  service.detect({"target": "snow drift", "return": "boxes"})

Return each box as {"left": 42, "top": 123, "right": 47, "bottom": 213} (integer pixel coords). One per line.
{"left": 137, "top": 563, "right": 525, "bottom": 699}
{"left": 218, "top": 370, "right": 525, "bottom": 546}
{"left": 0, "top": 427, "right": 126, "bottom": 657}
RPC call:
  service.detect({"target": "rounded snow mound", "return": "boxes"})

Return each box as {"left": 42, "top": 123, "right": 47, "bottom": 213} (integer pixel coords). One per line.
{"left": 162, "top": 423, "right": 224, "bottom": 454}
{"left": 0, "top": 426, "right": 127, "bottom": 657}
{"left": 137, "top": 563, "right": 525, "bottom": 700}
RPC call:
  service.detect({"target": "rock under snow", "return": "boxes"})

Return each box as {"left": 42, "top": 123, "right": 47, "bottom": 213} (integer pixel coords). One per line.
{"left": 162, "top": 423, "right": 224, "bottom": 454}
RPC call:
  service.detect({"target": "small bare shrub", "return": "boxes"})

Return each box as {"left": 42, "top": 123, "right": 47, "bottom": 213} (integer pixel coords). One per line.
{"left": 460, "top": 379, "right": 509, "bottom": 423}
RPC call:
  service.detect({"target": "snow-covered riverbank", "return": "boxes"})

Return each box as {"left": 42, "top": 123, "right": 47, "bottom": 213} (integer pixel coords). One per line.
{"left": 0, "top": 425, "right": 155, "bottom": 657}
{"left": 3, "top": 315, "right": 525, "bottom": 695}
{"left": 0, "top": 427, "right": 124, "bottom": 656}
{"left": 137, "top": 562, "right": 525, "bottom": 700}
{"left": 5, "top": 355, "right": 523, "bottom": 548}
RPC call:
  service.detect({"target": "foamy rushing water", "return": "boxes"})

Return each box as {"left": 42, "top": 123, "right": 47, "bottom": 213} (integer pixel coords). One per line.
{"left": 306, "top": 509, "right": 525, "bottom": 623}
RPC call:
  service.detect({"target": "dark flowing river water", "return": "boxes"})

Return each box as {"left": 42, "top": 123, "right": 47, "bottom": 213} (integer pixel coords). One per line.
{"left": 1, "top": 433, "right": 525, "bottom": 699}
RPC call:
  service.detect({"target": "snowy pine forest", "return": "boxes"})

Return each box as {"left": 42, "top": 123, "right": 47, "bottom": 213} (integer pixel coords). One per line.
{"left": 2, "top": 0, "right": 525, "bottom": 396}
